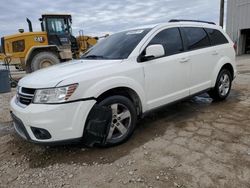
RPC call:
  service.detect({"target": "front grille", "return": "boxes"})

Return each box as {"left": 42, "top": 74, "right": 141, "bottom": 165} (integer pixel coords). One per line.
{"left": 21, "top": 87, "right": 35, "bottom": 95}
{"left": 17, "top": 87, "right": 36, "bottom": 106}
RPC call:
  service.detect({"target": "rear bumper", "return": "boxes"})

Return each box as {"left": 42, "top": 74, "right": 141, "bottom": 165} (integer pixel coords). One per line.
{"left": 10, "top": 95, "right": 96, "bottom": 144}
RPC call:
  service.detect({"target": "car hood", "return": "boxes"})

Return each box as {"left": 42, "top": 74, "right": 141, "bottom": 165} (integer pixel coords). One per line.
{"left": 18, "top": 59, "right": 122, "bottom": 88}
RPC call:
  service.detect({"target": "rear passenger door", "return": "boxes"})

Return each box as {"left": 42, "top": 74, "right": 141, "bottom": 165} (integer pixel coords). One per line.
{"left": 181, "top": 27, "right": 215, "bottom": 94}
{"left": 205, "top": 28, "right": 230, "bottom": 69}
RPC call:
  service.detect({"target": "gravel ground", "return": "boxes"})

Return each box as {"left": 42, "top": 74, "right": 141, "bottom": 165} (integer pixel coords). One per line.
{"left": 0, "top": 56, "right": 250, "bottom": 188}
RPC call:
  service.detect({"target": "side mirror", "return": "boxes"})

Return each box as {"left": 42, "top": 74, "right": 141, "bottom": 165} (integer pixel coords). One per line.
{"left": 139, "top": 44, "right": 165, "bottom": 62}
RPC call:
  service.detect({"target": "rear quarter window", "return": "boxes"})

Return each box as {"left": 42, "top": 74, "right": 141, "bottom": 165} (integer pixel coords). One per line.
{"left": 205, "top": 28, "right": 229, "bottom": 46}
{"left": 182, "top": 27, "right": 210, "bottom": 50}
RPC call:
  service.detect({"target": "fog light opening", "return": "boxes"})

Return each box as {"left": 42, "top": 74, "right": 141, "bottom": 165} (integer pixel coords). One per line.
{"left": 31, "top": 127, "right": 51, "bottom": 140}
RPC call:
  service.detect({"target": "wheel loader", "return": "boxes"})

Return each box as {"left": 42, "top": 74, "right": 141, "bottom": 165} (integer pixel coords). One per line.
{"left": 0, "top": 14, "right": 108, "bottom": 72}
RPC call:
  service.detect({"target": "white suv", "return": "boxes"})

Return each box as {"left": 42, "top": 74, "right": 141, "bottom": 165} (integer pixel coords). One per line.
{"left": 10, "top": 20, "right": 236, "bottom": 146}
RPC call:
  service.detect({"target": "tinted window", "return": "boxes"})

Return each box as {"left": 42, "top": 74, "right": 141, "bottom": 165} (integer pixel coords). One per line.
{"left": 81, "top": 29, "right": 151, "bottom": 60}
{"left": 182, "top": 27, "right": 210, "bottom": 50}
{"left": 47, "top": 18, "right": 69, "bottom": 34}
{"left": 205, "top": 28, "right": 228, "bottom": 46}
{"left": 148, "top": 28, "right": 183, "bottom": 56}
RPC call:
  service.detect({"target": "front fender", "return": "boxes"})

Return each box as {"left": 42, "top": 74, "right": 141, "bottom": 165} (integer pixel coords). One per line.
{"left": 84, "top": 76, "right": 146, "bottom": 112}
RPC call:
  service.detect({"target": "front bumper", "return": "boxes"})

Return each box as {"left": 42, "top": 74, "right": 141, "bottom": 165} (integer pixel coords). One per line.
{"left": 11, "top": 112, "right": 31, "bottom": 140}
{"left": 10, "top": 96, "right": 96, "bottom": 143}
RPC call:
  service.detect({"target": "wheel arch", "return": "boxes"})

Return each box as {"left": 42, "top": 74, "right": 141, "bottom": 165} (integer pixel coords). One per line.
{"left": 96, "top": 87, "right": 143, "bottom": 116}
{"left": 25, "top": 45, "right": 59, "bottom": 72}
{"left": 83, "top": 77, "right": 146, "bottom": 116}
{"left": 211, "top": 57, "right": 235, "bottom": 87}
{"left": 220, "top": 63, "right": 234, "bottom": 79}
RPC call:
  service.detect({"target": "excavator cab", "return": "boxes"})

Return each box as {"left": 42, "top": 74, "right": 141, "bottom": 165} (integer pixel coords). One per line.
{"left": 40, "top": 14, "right": 74, "bottom": 48}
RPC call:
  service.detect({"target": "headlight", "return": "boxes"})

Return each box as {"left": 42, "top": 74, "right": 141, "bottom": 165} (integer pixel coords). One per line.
{"left": 16, "top": 86, "right": 20, "bottom": 93}
{"left": 33, "top": 84, "right": 78, "bottom": 104}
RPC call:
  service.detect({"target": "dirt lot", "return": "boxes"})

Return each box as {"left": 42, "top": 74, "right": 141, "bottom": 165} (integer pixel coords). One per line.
{"left": 0, "top": 56, "right": 250, "bottom": 188}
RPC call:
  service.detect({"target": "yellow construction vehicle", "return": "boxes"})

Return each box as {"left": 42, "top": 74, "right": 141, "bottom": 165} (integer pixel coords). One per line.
{"left": 0, "top": 14, "right": 108, "bottom": 72}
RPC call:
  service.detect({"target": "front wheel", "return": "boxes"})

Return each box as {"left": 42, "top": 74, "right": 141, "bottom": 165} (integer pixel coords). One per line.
{"left": 98, "top": 95, "right": 137, "bottom": 147}
{"left": 208, "top": 69, "right": 232, "bottom": 101}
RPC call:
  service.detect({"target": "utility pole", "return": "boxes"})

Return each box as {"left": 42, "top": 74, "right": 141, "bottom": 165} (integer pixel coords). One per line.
{"left": 220, "top": 0, "right": 225, "bottom": 27}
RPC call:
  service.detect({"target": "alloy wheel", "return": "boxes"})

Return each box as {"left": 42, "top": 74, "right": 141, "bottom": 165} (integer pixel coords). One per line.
{"left": 107, "top": 103, "right": 131, "bottom": 141}
{"left": 219, "top": 73, "right": 230, "bottom": 96}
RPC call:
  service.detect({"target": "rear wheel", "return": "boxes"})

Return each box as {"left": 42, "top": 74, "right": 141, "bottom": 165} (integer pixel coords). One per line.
{"left": 98, "top": 95, "right": 137, "bottom": 146}
{"left": 30, "top": 52, "right": 60, "bottom": 72}
{"left": 208, "top": 69, "right": 232, "bottom": 101}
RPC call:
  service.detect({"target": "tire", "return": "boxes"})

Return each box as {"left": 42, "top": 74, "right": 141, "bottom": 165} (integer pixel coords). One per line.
{"left": 98, "top": 95, "right": 137, "bottom": 147}
{"left": 208, "top": 69, "right": 232, "bottom": 101}
{"left": 30, "top": 52, "right": 60, "bottom": 72}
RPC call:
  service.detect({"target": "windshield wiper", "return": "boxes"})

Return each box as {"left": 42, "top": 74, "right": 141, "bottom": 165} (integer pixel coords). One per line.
{"left": 82, "top": 55, "right": 107, "bottom": 59}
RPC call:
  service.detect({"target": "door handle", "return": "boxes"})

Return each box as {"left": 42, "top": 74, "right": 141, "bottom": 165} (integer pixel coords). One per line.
{"left": 212, "top": 51, "right": 219, "bottom": 55}
{"left": 179, "top": 58, "right": 190, "bottom": 63}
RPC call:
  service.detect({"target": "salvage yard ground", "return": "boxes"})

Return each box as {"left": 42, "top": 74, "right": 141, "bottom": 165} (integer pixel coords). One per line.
{"left": 0, "top": 56, "right": 250, "bottom": 188}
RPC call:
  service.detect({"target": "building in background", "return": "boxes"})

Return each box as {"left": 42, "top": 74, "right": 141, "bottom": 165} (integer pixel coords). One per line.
{"left": 226, "top": 0, "right": 250, "bottom": 55}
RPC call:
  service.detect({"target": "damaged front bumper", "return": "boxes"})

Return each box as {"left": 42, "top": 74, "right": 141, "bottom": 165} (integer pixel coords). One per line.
{"left": 10, "top": 95, "right": 112, "bottom": 146}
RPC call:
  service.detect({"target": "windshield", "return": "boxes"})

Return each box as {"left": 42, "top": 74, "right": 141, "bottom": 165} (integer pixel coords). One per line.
{"left": 81, "top": 28, "right": 151, "bottom": 60}
{"left": 46, "top": 18, "right": 70, "bottom": 34}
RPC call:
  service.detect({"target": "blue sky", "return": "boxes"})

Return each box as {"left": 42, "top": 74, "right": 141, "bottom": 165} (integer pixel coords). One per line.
{"left": 0, "top": 0, "right": 223, "bottom": 37}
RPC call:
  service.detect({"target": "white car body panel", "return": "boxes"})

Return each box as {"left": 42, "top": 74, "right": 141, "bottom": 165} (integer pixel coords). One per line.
{"left": 18, "top": 60, "right": 122, "bottom": 88}
{"left": 142, "top": 53, "right": 190, "bottom": 110}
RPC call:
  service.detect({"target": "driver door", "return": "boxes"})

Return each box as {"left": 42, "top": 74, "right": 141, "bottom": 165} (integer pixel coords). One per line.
{"left": 142, "top": 27, "right": 191, "bottom": 110}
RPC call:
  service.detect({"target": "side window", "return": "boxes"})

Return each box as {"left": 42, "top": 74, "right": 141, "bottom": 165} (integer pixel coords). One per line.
{"left": 47, "top": 18, "right": 68, "bottom": 34}
{"left": 182, "top": 27, "right": 210, "bottom": 50}
{"left": 205, "top": 28, "right": 229, "bottom": 46}
{"left": 148, "top": 28, "right": 184, "bottom": 56}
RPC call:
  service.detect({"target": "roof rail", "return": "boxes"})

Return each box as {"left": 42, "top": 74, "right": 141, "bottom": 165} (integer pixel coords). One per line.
{"left": 169, "top": 19, "right": 216, "bottom": 25}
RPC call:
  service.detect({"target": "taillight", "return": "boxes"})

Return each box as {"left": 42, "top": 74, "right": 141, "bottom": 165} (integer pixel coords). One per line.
{"left": 233, "top": 43, "right": 237, "bottom": 52}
